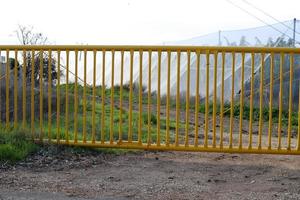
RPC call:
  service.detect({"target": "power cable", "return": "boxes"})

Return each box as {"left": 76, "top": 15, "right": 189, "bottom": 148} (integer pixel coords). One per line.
{"left": 225, "top": 0, "right": 300, "bottom": 44}
{"left": 241, "top": 0, "right": 300, "bottom": 35}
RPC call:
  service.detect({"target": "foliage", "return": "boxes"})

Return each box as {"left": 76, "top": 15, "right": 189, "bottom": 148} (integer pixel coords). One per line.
{"left": 0, "top": 128, "right": 38, "bottom": 162}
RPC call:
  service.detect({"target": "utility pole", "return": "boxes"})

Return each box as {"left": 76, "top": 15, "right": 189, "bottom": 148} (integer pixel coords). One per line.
{"left": 293, "top": 18, "right": 296, "bottom": 47}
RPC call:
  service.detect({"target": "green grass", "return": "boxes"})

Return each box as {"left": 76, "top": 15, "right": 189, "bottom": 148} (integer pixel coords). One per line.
{"left": 44, "top": 83, "right": 299, "bottom": 141}
{"left": 2, "top": 83, "right": 298, "bottom": 162}
{"left": 30, "top": 83, "right": 187, "bottom": 144}
{"left": 0, "top": 128, "right": 38, "bottom": 162}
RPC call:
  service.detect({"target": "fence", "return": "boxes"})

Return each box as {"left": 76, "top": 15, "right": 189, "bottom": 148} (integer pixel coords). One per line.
{"left": 1, "top": 45, "right": 300, "bottom": 155}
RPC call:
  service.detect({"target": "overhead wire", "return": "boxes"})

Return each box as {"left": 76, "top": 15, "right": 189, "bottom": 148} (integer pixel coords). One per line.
{"left": 225, "top": 0, "right": 300, "bottom": 44}
{"left": 241, "top": 0, "right": 300, "bottom": 36}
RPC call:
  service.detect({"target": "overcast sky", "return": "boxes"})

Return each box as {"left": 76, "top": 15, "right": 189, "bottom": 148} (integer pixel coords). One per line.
{"left": 1, "top": 0, "right": 300, "bottom": 45}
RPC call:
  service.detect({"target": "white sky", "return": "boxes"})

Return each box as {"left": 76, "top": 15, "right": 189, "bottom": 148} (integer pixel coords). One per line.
{"left": 1, "top": 0, "right": 300, "bottom": 45}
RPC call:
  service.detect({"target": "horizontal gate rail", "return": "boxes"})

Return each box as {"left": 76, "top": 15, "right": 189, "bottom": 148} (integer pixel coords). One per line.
{"left": 0, "top": 45, "right": 300, "bottom": 155}
{"left": 1, "top": 45, "right": 300, "bottom": 53}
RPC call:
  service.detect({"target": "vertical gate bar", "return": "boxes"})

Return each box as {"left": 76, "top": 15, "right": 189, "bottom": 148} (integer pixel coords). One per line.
{"left": 74, "top": 50, "right": 78, "bottom": 143}
{"left": 147, "top": 50, "right": 152, "bottom": 145}
{"left": 65, "top": 50, "right": 69, "bottom": 144}
{"left": 0, "top": 51, "right": 0, "bottom": 124}
{"left": 39, "top": 50, "right": 43, "bottom": 141}
{"left": 119, "top": 51, "right": 124, "bottom": 144}
{"left": 220, "top": 52, "right": 225, "bottom": 148}
{"left": 48, "top": 50, "right": 52, "bottom": 141}
{"left": 110, "top": 50, "right": 115, "bottom": 144}
{"left": 138, "top": 50, "right": 143, "bottom": 145}
{"left": 194, "top": 50, "right": 200, "bottom": 147}
{"left": 31, "top": 50, "right": 35, "bottom": 138}
{"left": 157, "top": 50, "right": 161, "bottom": 146}
{"left": 92, "top": 50, "right": 97, "bottom": 143}
{"left": 212, "top": 51, "right": 217, "bottom": 148}
{"left": 185, "top": 50, "right": 191, "bottom": 147}
{"left": 56, "top": 50, "right": 60, "bottom": 143}
{"left": 14, "top": 50, "right": 18, "bottom": 129}
{"left": 287, "top": 53, "right": 294, "bottom": 150}
{"left": 268, "top": 52, "right": 274, "bottom": 149}
{"left": 229, "top": 52, "right": 235, "bottom": 148}
{"left": 239, "top": 52, "right": 245, "bottom": 149}
{"left": 258, "top": 53, "right": 264, "bottom": 149}
{"left": 298, "top": 66, "right": 300, "bottom": 151}
{"left": 128, "top": 50, "right": 134, "bottom": 143}
{"left": 83, "top": 49, "right": 87, "bottom": 143}
{"left": 278, "top": 53, "right": 284, "bottom": 150}
{"left": 22, "top": 50, "right": 26, "bottom": 128}
{"left": 248, "top": 52, "right": 254, "bottom": 149}
{"left": 6, "top": 50, "right": 9, "bottom": 129}
{"left": 166, "top": 51, "right": 171, "bottom": 146}
{"left": 101, "top": 50, "right": 106, "bottom": 144}
{"left": 204, "top": 51, "right": 210, "bottom": 148}
{"left": 175, "top": 50, "right": 181, "bottom": 146}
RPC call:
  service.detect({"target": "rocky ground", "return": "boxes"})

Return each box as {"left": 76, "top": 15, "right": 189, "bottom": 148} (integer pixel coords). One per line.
{"left": 1, "top": 146, "right": 300, "bottom": 200}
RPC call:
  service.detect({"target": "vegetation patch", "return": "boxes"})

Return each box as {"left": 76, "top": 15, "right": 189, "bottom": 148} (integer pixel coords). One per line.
{"left": 0, "top": 128, "right": 38, "bottom": 162}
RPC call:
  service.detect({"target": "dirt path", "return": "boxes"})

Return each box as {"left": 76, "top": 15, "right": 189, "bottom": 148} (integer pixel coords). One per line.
{"left": 1, "top": 147, "right": 300, "bottom": 200}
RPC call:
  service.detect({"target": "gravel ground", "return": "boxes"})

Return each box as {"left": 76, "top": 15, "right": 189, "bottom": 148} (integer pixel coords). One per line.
{"left": 1, "top": 146, "right": 300, "bottom": 200}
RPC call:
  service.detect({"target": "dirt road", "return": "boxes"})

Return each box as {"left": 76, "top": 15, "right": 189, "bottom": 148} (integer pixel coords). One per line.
{"left": 1, "top": 146, "right": 300, "bottom": 200}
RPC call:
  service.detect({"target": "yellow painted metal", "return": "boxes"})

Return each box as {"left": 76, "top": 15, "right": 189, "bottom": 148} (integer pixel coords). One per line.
{"left": 204, "top": 51, "right": 209, "bottom": 148}
{"left": 185, "top": 50, "right": 191, "bottom": 147}
{"left": 101, "top": 50, "right": 106, "bottom": 144}
{"left": 110, "top": 50, "right": 115, "bottom": 144}
{"left": 147, "top": 50, "right": 152, "bottom": 145}
{"left": 56, "top": 51, "right": 60, "bottom": 143}
{"left": 258, "top": 53, "right": 264, "bottom": 149}
{"left": 92, "top": 50, "right": 97, "bottom": 143}
{"left": 128, "top": 50, "right": 134, "bottom": 143}
{"left": 229, "top": 52, "right": 235, "bottom": 148}
{"left": 119, "top": 51, "right": 124, "bottom": 144}
{"left": 298, "top": 70, "right": 300, "bottom": 150}
{"left": 278, "top": 53, "right": 284, "bottom": 150}
{"left": 22, "top": 50, "right": 26, "bottom": 128}
{"left": 248, "top": 52, "right": 254, "bottom": 149}
{"left": 138, "top": 50, "right": 143, "bottom": 145}
{"left": 48, "top": 50, "right": 52, "bottom": 141}
{"left": 239, "top": 53, "right": 245, "bottom": 149}
{"left": 268, "top": 53, "right": 274, "bottom": 150}
{"left": 5, "top": 50, "right": 9, "bottom": 129}
{"left": 2, "top": 45, "right": 300, "bottom": 53}
{"left": 220, "top": 52, "right": 225, "bottom": 148}
{"left": 3, "top": 45, "right": 300, "bottom": 155}
{"left": 65, "top": 51, "right": 69, "bottom": 144}
{"left": 38, "top": 139, "right": 300, "bottom": 155}
{"left": 83, "top": 49, "right": 87, "bottom": 143}
{"left": 157, "top": 50, "right": 161, "bottom": 146}
{"left": 74, "top": 50, "right": 78, "bottom": 143}
{"left": 194, "top": 51, "right": 200, "bottom": 147}
{"left": 14, "top": 50, "right": 18, "bottom": 129}
{"left": 52, "top": 139, "right": 300, "bottom": 155}
{"left": 39, "top": 51, "right": 43, "bottom": 141}
{"left": 166, "top": 51, "right": 171, "bottom": 146}
{"left": 175, "top": 50, "right": 181, "bottom": 146}
{"left": 212, "top": 51, "right": 217, "bottom": 148}
{"left": 287, "top": 53, "right": 294, "bottom": 150}
{"left": 31, "top": 50, "right": 35, "bottom": 137}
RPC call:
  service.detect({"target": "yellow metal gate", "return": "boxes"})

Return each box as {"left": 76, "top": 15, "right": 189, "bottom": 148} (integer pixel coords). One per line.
{"left": 1, "top": 45, "right": 300, "bottom": 155}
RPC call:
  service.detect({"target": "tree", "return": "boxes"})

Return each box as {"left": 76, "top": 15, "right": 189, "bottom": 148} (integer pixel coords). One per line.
{"left": 13, "top": 25, "right": 59, "bottom": 86}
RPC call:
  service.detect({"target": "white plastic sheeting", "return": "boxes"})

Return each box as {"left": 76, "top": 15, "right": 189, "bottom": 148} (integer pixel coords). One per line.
{"left": 60, "top": 20, "right": 300, "bottom": 102}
